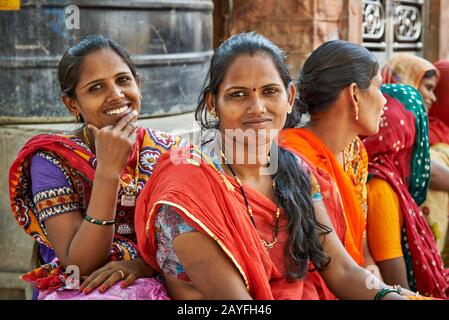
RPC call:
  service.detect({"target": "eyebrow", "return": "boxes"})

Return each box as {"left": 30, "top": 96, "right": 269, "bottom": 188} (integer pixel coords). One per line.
{"left": 81, "top": 72, "right": 132, "bottom": 89}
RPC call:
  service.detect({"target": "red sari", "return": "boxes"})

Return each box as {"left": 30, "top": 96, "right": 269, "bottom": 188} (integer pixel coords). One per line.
{"left": 364, "top": 93, "right": 449, "bottom": 298}
{"left": 429, "top": 60, "right": 449, "bottom": 145}
{"left": 9, "top": 128, "right": 183, "bottom": 290}
{"left": 135, "top": 145, "right": 345, "bottom": 300}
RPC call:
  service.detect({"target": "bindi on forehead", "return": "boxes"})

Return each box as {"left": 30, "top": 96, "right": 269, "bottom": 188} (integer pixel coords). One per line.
{"left": 253, "top": 88, "right": 256, "bottom": 92}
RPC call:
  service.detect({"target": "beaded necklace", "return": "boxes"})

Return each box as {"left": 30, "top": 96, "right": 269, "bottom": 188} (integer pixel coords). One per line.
{"left": 221, "top": 151, "right": 280, "bottom": 250}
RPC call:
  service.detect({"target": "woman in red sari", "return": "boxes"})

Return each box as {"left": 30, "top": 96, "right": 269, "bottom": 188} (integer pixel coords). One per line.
{"left": 363, "top": 84, "right": 449, "bottom": 298}
{"left": 382, "top": 55, "right": 449, "bottom": 261}
{"left": 278, "top": 41, "right": 384, "bottom": 272}
{"left": 429, "top": 60, "right": 449, "bottom": 263}
{"left": 135, "top": 32, "right": 407, "bottom": 300}
{"left": 9, "top": 35, "right": 184, "bottom": 299}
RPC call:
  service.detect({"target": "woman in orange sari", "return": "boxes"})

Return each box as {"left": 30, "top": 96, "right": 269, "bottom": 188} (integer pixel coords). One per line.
{"left": 382, "top": 55, "right": 449, "bottom": 260}
{"left": 279, "top": 41, "right": 384, "bottom": 271}
{"left": 135, "top": 32, "right": 407, "bottom": 300}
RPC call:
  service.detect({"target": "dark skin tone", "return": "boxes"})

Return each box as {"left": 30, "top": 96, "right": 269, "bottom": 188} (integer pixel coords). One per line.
{"left": 416, "top": 75, "right": 449, "bottom": 192}
{"left": 306, "top": 72, "right": 386, "bottom": 278}
{"left": 163, "top": 54, "right": 407, "bottom": 300}
{"left": 48, "top": 48, "right": 154, "bottom": 294}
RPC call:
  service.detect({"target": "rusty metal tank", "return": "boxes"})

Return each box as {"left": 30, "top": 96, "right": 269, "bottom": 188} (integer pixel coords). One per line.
{"left": 0, "top": 0, "right": 213, "bottom": 123}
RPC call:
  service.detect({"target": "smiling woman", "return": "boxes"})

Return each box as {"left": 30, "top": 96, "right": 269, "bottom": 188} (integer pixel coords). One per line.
{"left": 134, "top": 32, "right": 407, "bottom": 300}
{"left": 8, "top": 35, "right": 185, "bottom": 300}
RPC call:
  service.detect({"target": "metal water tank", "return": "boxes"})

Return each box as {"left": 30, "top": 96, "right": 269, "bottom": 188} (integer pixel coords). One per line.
{"left": 0, "top": 0, "right": 213, "bottom": 123}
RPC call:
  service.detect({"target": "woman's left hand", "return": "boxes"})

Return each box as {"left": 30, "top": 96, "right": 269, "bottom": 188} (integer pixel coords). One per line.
{"left": 79, "top": 258, "right": 154, "bottom": 294}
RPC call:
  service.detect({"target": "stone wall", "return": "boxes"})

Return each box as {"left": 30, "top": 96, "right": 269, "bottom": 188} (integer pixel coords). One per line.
{"left": 426, "top": 0, "right": 449, "bottom": 62}
{"left": 214, "top": 0, "right": 363, "bottom": 77}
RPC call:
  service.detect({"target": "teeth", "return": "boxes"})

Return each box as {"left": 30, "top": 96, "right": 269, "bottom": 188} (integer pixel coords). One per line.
{"left": 105, "top": 105, "right": 129, "bottom": 115}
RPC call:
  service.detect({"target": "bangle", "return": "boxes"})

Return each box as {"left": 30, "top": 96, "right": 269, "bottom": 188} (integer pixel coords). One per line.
{"left": 374, "top": 287, "right": 401, "bottom": 300}
{"left": 83, "top": 214, "right": 115, "bottom": 226}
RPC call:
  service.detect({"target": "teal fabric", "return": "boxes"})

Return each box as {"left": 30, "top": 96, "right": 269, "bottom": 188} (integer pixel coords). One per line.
{"left": 381, "top": 84, "right": 430, "bottom": 205}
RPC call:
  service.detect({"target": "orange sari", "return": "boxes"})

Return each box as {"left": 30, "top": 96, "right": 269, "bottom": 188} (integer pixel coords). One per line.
{"left": 279, "top": 128, "right": 366, "bottom": 265}
{"left": 135, "top": 145, "right": 342, "bottom": 299}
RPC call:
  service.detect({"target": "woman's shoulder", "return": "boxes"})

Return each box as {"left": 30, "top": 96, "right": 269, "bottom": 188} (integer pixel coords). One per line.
{"left": 141, "top": 127, "right": 188, "bottom": 149}
{"left": 367, "top": 176, "right": 397, "bottom": 197}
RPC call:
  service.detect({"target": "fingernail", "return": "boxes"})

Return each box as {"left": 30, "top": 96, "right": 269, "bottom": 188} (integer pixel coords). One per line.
{"left": 83, "top": 288, "right": 91, "bottom": 294}
{"left": 99, "top": 285, "right": 107, "bottom": 293}
{"left": 120, "top": 281, "right": 127, "bottom": 288}
{"left": 132, "top": 110, "right": 138, "bottom": 116}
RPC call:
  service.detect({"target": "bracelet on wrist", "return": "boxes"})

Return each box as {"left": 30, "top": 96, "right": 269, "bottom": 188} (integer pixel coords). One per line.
{"left": 83, "top": 214, "right": 115, "bottom": 226}
{"left": 374, "top": 286, "right": 402, "bottom": 300}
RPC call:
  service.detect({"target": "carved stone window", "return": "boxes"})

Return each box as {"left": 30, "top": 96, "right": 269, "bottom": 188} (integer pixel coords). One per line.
{"left": 362, "top": 0, "right": 426, "bottom": 62}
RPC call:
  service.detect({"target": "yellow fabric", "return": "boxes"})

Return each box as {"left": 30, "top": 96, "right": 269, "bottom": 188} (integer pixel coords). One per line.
{"left": 367, "top": 177, "right": 404, "bottom": 262}
{"left": 421, "top": 144, "right": 449, "bottom": 256}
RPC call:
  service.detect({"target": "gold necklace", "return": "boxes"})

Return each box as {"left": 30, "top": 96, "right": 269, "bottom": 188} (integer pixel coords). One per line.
{"left": 221, "top": 151, "right": 280, "bottom": 251}
{"left": 83, "top": 125, "right": 139, "bottom": 207}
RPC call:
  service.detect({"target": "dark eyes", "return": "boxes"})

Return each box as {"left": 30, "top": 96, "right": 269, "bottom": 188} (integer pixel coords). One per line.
{"left": 231, "top": 91, "right": 245, "bottom": 98}
{"left": 229, "top": 88, "right": 279, "bottom": 97}
{"left": 89, "top": 84, "right": 102, "bottom": 91}
{"left": 88, "top": 76, "right": 131, "bottom": 91}
{"left": 118, "top": 76, "right": 131, "bottom": 84}
{"left": 264, "top": 88, "right": 278, "bottom": 95}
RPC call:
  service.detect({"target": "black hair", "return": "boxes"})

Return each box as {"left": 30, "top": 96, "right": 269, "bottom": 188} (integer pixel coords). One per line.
{"left": 423, "top": 69, "right": 437, "bottom": 79}
{"left": 58, "top": 34, "right": 139, "bottom": 122}
{"left": 195, "top": 32, "right": 331, "bottom": 280}
{"left": 297, "top": 40, "right": 379, "bottom": 117}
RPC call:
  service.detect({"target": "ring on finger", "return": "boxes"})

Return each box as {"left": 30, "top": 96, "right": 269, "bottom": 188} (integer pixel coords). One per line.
{"left": 116, "top": 270, "right": 125, "bottom": 280}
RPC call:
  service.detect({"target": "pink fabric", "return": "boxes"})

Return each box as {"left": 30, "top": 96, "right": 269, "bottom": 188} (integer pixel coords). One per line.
{"left": 38, "top": 278, "right": 169, "bottom": 300}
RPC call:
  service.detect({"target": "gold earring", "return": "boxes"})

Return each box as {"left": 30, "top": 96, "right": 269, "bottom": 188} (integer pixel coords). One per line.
{"left": 355, "top": 106, "right": 359, "bottom": 121}
{"left": 287, "top": 102, "right": 292, "bottom": 114}
{"left": 210, "top": 107, "right": 217, "bottom": 118}
{"left": 210, "top": 97, "right": 217, "bottom": 118}
{"left": 75, "top": 115, "right": 81, "bottom": 123}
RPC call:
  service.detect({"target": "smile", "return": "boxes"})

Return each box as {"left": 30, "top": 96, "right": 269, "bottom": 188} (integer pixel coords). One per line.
{"left": 104, "top": 104, "right": 131, "bottom": 116}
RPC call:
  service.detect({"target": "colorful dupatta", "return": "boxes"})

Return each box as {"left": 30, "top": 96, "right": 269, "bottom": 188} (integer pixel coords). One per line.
{"left": 381, "top": 54, "right": 449, "bottom": 147}
{"left": 279, "top": 130, "right": 366, "bottom": 265}
{"left": 135, "top": 145, "right": 345, "bottom": 300}
{"left": 363, "top": 84, "right": 449, "bottom": 298}
{"left": 381, "top": 53, "right": 439, "bottom": 89}
{"left": 9, "top": 127, "right": 183, "bottom": 291}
